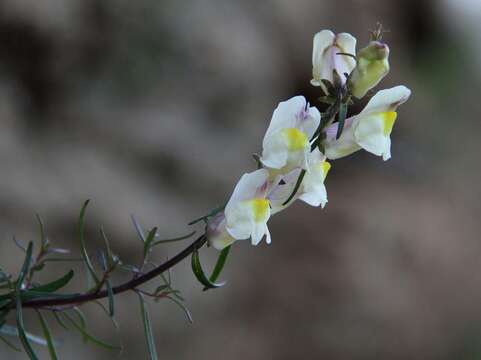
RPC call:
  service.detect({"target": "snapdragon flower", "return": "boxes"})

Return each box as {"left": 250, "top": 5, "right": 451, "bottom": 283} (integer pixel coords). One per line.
{"left": 311, "top": 30, "right": 357, "bottom": 93}
{"left": 269, "top": 149, "right": 331, "bottom": 214}
{"left": 223, "top": 168, "right": 272, "bottom": 246}
{"left": 261, "top": 96, "right": 320, "bottom": 174}
{"left": 324, "top": 85, "right": 411, "bottom": 160}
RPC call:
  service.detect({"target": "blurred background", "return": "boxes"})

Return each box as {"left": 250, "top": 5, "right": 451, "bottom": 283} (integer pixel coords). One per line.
{"left": 0, "top": 0, "right": 480, "bottom": 358}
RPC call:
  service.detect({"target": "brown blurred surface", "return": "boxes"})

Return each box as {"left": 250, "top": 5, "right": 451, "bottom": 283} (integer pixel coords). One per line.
{"left": 1, "top": 0, "right": 481, "bottom": 358}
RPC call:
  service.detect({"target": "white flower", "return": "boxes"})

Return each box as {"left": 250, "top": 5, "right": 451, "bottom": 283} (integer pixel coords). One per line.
{"left": 311, "top": 30, "right": 357, "bottom": 93}
{"left": 325, "top": 85, "right": 411, "bottom": 160}
{"left": 269, "top": 149, "right": 331, "bottom": 214}
{"left": 261, "top": 96, "right": 320, "bottom": 174}
{"left": 224, "top": 169, "right": 272, "bottom": 246}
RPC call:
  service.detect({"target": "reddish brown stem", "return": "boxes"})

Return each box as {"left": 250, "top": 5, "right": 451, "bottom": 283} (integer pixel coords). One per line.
{"left": 22, "top": 234, "right": 207, "bottom": 309}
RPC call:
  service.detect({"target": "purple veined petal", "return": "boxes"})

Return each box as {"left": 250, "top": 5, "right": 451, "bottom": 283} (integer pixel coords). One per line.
{"left": 360, "top": 86, "right": 411, "bottom": 115}
{"left": 325, "top": 116, "right": 356, "bottom": 142}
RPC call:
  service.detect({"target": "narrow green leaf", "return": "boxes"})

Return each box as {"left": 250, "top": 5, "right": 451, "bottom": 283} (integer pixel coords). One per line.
{"left": 15, "top": 243, "right": 38, "bottom": 359}
{"left": 131, "top": 215, "right": 146, "bottom": 242}
{"left": 92, "top": 301, "right": 119, "bottom": 330}
{"left": 16, "top": 298, "right": 38, "bottom": 359}
{"left": 137, "top": 293, "right": 158, "bottom": 360}
{"left": 282, "top": 170, "right": 306, "bottom": 206}
{"left": 35, "top": 214, "right": 49, "bottom": 250}
{"left": 62, "top": 312, "right": 121, "bottom": 351}
{"left": 143, "top": 227, "right": 158, "bottom": 259}
{"left": 188, "top": 204, "right": 226, "bottom": 226}
{"left": 153, "top": 285, "right": 169, "bottom": 295}
{"left": 71, "top": 307, "right": 88, "bottom": 343}
{"left": 191, "top": 250, "right": 225, "bottom": 289}
{"left": 35, "top": 310, "right": 58, "bottom": 360}
{"left": 52, "top": 312, "right": 69, "bottom": 331}
{"left": 13, "top": 236, "right": 27, "bottom": 253}
{"left": 151, "top": 230, "right": 196, "bottom": 247}
{"left": 78, "top": 200, "right": 100, "bottom": 286}
{"left": 100, "top": 227, "right": 114, "bottom": 267}
{"left": 0, "top": 324, "right": 50, "bottom": 346}
{"left": 166, "top": 295, "right": 193, "bottom": 324}
{"left": 30, "top": 270, "right": 74, "bottom": 293}
{"left": 336, "top": 102, "right": 348, "bottom": 139}
{"left": 106, "top": 280, "right": 114, "bottom": 317}
{"left": 203, "top": 246, "right": 231, "bottom": 291}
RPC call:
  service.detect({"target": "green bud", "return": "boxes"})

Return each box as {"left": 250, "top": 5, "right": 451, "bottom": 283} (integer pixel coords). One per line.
{"left": 348, "top": 41, "right": 390, "bottom": 99}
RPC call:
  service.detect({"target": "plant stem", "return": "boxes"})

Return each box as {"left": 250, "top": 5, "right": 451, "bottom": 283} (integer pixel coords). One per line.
{"left": 21, "top": 235, "right": 207, "bottom": 309}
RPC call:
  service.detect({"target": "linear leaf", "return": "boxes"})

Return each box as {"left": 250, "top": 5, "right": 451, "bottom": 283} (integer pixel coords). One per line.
{"left": 100, "top": 227, "right": 114, "bottom": 267}
{"left": 52, "top": 312, "right": 69, "bottom": 331}
{"left": 188, "top": 204, "right": 226, "bottom": 226}
{"left": 151, "top": 230, "right": 196, "bottom": 247}
{"left": 0, "top": 324, "right": 50, "bottom": 346}
{"left": 92, "top": 301, "right": 119, "bottom": 330}
{"left": 203, "top": 246, "right": 231, "bottom": 291}
{"left": 35, "top": 214, "right": 49, "bottom": 249}
{"left": 106, "top": 280, "right": 114, "bottom": 317}
{"left": 336, "top": 102, "right": 348, "bottom": 139}
{"left": 62, "top": 312, "right": 121, "bottom": 351}
{"left": 15, "top": 242, "right": 39, "bottom": 359}
{"left": 131, "top": 215, "right": 146, "bottom": 242}
{"left": 30, "top": 270, "right": 74, "bottom": 293}
{"left": 138, "top": 293, "right": 158, "bottom": 360}
{"left": 166, "top": 295, "right": 193, "bottom": 324}
{"left": 78, "top": 200, "right": 100, "bottom": 285}
{"left": 191, "top": 250, "right": 225, "bottom": 289}
{"left": 36, "top": 310, "right": 58, "bottom": 360}
{"left": 143, "top": 227, "right": 158, "bottom": 259}
{"left": 71, "top": 307, "right": 88, "bottom": 343}
{"left": 282, "top": 170, "right": 306, "bottom": 206}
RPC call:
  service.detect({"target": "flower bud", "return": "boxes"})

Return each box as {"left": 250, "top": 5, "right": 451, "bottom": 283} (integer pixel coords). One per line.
{"left": 348, "top": 41, "right": 390, "bottom": 99}
{"left": 311, "top": 30, "right": 357, "bottom": 94}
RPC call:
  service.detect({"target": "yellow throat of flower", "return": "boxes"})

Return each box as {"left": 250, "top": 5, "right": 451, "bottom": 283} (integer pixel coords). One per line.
{"left": 282, "top": 128, "right": 309, "bottom": 151}
{"left": 382, "top": 111, "right": 397, "bottom": 136}
{"left": 322, "top": 161, "right": 331, "bottom": 179}
{"left": 250, "top": 198, "right": 270, "bottom": 222}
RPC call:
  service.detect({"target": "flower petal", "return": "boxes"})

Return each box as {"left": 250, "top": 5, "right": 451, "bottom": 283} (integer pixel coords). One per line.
{"left": 324, "top": 117, "right": 362, "bottom": 159}
{"left": 354, "top": 112, "right": 394, "bottom": 159}
{"left": 361, "top": 86, "right": 411, "bottom": 115}
{"left": 263, "top": 96, "right": 307, "bottom": 142}
{"left": 312, "top": 30, "right": 335, "bottom": 86}
{"left": 225, "top": 169, "right": 269, "bottom": 216}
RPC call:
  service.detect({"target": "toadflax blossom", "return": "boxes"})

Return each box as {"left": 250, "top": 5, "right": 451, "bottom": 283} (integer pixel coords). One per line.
{"left": 311, "top": 30, "right": 357, "bottom": 93}
{"left": 261, "top": 96, "right": 320, "bottom": 174}
{"left": 324, "top": 85, "right": 411, "bottom": 161}
{"left": 269, "top": 149, "right": 331, "bottom": 214}
{"left": 223, "top": 168, "right": 272, "bottom": 246}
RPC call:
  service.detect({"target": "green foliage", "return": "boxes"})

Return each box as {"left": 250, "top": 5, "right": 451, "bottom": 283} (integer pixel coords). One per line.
{"left": 0, "top": 201, "right": 226, "bottom": 358}
{"left": 138, "top": 293, "right": 158, "bottom": 360}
